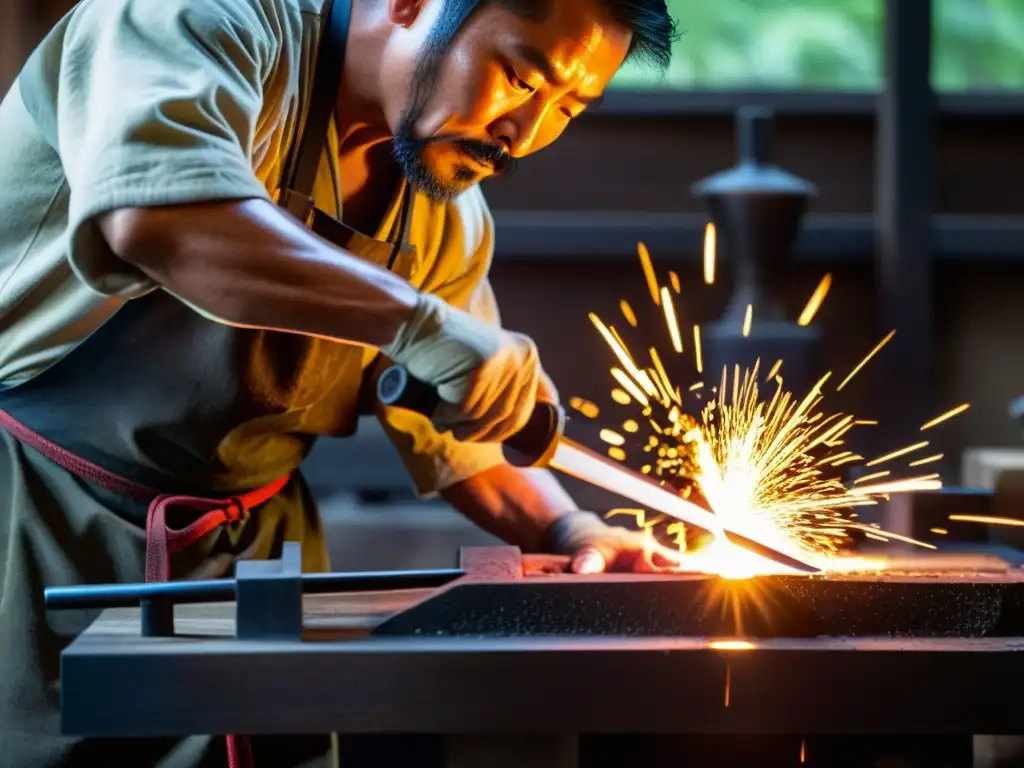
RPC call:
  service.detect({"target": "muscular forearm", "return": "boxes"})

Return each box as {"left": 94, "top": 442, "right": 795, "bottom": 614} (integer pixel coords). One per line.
{"left": 439, "top": 464, "right": 579, "bottom": 552}
{"left": 97, "top": 198, "right": 419, "bottom": 347}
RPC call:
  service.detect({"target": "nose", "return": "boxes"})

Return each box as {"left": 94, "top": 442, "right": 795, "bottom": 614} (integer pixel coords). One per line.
{"left": 489, "top": 99, "right": 551, "bottom": 158}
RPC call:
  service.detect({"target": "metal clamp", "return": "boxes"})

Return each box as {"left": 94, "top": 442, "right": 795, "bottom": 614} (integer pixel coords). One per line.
{"left": 235, "top": 541, "right": 304, "bottom": 640}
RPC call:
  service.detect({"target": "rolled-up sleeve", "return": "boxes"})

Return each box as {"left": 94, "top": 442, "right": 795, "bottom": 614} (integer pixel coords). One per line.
{"left": 374, "top": 197, "right": 507, "bottom": 497}
{"left": 21, "top": 0, "right": 274, "bottom": 298}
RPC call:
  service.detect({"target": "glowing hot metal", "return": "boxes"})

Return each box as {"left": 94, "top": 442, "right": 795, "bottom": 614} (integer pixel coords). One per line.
{"left": 549, "top": 437, "right": 820, "bottom": 574}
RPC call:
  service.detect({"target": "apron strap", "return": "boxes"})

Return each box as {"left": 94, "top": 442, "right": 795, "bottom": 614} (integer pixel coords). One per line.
{"left": 0, "top": 406, "right": 280, "bottom": 768}
{"left": 278, "top": 0, "right": 352, "bottom": 223}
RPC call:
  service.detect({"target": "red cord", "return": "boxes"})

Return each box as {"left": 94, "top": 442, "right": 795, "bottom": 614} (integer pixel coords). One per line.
{"left": 0, "top": 407, "right": 288, "bottom": 768}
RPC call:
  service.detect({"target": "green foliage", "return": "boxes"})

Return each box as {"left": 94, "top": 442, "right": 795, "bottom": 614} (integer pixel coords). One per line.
{"left": 612, "top": 0, "right": 1024, "bottom": 91}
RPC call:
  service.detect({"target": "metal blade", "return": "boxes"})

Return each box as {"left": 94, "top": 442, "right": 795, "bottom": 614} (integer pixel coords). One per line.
{"left": 549, "top": 438, "right": 821, "bottom": 574}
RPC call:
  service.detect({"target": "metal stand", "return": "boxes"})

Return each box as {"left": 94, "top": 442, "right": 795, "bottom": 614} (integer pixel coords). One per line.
{"left": 692, "top": 106, "right": 821, "bottom": 397}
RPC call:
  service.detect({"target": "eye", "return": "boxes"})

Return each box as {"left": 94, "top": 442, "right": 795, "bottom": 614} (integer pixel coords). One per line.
{"left": 504, "top": 64, "right": 535, "bottom": 93}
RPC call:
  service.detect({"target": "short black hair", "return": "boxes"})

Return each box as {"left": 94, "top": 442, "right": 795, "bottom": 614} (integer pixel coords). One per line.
{"left": 430, "top": 0, "right": 678, "bottom": 73}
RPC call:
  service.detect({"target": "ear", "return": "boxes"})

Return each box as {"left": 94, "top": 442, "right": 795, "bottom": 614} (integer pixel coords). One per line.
{"left": 386, "top": 0, "right": 429, "bottom": 27}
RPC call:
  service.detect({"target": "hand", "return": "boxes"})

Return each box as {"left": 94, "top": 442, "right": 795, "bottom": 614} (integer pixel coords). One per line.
{"left": 381, "top": 293, "right": 548, "bottom": 443}
{"left": 542, "top": 511, "right": 682, "bottom": 574}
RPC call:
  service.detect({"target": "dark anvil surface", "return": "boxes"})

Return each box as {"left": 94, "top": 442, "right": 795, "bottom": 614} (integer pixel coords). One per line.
{"left": 373, "top": 570, "right": 1024, "bottom": 639}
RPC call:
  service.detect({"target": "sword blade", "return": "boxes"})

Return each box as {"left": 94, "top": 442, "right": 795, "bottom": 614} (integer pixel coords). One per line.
{"left": 549, "top": 438, "right": 820, "bottom": 574}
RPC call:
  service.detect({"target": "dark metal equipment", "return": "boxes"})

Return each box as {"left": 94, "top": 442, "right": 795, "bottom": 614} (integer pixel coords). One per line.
{"left": 47, "top": 490, "right": 1024, "bottom": 766}
{"left": 692, "top": 106, "right": 821, "bottom": 397}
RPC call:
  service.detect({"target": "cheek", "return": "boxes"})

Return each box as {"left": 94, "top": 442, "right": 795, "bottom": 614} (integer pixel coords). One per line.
{"left": 437, "top": 56, "right": 516, "bottom": 126}
{"left": 527, "top": 118, "right": 570, "bottom": 154}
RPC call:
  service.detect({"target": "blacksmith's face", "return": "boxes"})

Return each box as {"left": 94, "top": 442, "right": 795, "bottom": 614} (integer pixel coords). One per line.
{"left": 380, "top": 0, "right": 631, "bottom": 202}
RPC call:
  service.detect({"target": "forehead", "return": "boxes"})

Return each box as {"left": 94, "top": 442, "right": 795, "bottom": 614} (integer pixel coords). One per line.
{"left": 489, "top": 2, "right": 632, "bottom": 91}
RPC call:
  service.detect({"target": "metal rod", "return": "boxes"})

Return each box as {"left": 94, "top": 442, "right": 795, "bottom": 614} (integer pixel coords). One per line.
{"left": 45, "top": 568, "right": 464, "bottom": 611}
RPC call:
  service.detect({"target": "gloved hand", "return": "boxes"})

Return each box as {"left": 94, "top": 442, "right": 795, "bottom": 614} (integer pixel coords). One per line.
{"left": 542, "top": 511, "right": 683, "bottom": 573}
{"left": 381, "top": 292, "right": 548, "bottom": 443}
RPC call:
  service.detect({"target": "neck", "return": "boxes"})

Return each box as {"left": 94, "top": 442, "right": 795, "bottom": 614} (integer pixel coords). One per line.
{"left": 335, "top": 0, "right": 393, "bottom": 155}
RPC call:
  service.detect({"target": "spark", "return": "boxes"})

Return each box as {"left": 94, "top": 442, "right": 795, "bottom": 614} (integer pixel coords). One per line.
{"left": 611, "top": 388, "right": 631, "bottom": 405}
{"left": 742, "top": 304, "right": 753, "bottom": 337}
{"left": 723, "top": 663, "right": 730, "bottom": 707}
{"left": 798, "top": 274, "right": 832, "bottom": 326}
{"left": 865, "top": 441, "right": 929, "bottom": 467}
{"left": 669, "top": 271, "right": 681, "bottom": 293}
{"left": 949, "top": 514, "right": 1024, "bottom": 527}
{"left": 611, "top": 368, "right": 649, "bottom": 407}
{"left": 637, "top": 242, "right": 660, "bottom": 306}
{"left": 608, "top": 446, "right": 627, "bottom": 461}
{"left": 661, "top": 287, "right": 684, "bottom": 353}
{"left": 800, "top": 738, "right": 807, "bottom": 764}
{"left": 853, "top": 470, "right": 890, "bottom": 484}
{"left": 600, "top": 429, "right": 626, "bottom": 447}
{"left": 909, "top": 453, "right": 943, "bottom": 467}
{"left": 921, "top": 403, "right": 970, "bottom": 430}
{"left": 766, "top": 359, "right": 783, "bottom": 381}
{"left": 836, "top": 331, "right": 895, "bottom": 392}
{"left": 930, "top": 527, "right": 948, "bottom": 535}
{"left": 689, "top": 382, "right": 704, "bottom": 392}
{"left": 620, "top": 299, "right": 638, "bottom": 327}
{"left": 703, "top": 223, "right": 716, "bottom": 284}
{"left": 623, "top": 419, "right": 640, "bottom": 433}
{"left": 693, "top": 325, "right": 704, "bottom": 374}
{"left": 569, "top": 397, "right": 600, "bottom": 419}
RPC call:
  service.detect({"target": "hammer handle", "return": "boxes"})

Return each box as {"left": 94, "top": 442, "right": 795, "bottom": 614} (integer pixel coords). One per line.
{"left": 376, "top": 365, "right": 564, "bottom": 468}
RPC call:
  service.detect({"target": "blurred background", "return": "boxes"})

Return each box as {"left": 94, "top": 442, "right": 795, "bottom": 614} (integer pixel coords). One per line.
{"left": 2, "top": 0, "right": 1022, "bottom": 571}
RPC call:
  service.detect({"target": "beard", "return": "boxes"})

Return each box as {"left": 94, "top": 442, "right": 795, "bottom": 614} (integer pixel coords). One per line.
{"left": 389, "top": 46, "right": 517, "bottom": 203}
{"left": 391, "top": 115, "right": 517, "bottom": 203}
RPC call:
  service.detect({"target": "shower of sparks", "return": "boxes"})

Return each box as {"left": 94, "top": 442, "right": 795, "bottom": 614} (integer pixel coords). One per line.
{"left": 921, "top": 403, "right": 971, "bottom": 430}
{"left": 573, "top": 239, "right": 967, "bottom": 575}
{"left": 703, "top": 223, "right": 717, "bottom": 284}
{"left": 798, "top": 274, "right": 832, "bottom": 326}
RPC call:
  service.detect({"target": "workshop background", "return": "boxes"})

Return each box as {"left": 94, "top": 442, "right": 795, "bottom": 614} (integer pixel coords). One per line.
{"left": 2, "top": 0, "right": 1022, "bottom": 571}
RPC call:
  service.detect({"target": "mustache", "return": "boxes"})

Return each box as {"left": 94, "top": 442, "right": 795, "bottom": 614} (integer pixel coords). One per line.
{"left": 417, "top": 134, "right": 519, "bottom": 177}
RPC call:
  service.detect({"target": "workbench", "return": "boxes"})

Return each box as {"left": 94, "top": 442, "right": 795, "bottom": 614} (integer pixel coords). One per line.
{"left": 55, "top": 542, "right": 1024, "bottom": 767}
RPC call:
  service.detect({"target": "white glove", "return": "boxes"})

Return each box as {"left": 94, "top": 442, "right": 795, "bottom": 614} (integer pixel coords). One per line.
{"left": 381, "top": 292, "right": 548, "bottom": 443}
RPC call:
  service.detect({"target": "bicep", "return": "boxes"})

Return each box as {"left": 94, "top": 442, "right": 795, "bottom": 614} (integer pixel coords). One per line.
{"left": 22, "top": 0, "right": 275, "bottom": 296}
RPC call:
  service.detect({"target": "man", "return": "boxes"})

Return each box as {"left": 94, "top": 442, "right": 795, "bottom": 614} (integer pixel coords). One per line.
{"left": 0, "top": 0, "right": 677, "bottom": 765}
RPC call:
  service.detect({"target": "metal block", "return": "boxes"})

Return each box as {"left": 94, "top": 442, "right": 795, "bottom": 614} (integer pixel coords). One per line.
{"left": 374, "top": 565, "right": 1024, "bottom": 639}
{"left": 236, "top": 542, "right": 303, "bottom": 640}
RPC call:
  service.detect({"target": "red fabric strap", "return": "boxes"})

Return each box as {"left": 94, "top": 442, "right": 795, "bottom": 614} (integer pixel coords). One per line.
{"left": 0, "top": 407, "right": 287, "bottom": 768}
